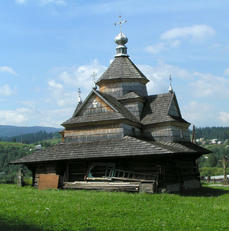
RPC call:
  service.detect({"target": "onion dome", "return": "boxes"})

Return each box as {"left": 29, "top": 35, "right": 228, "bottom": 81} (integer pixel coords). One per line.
{"left": 114, "top": 32, "right": 128, "bottom": 57}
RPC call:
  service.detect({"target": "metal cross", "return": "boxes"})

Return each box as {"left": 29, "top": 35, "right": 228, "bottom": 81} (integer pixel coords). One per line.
{"left": 77, "top": 88, "right": 82, "bottom": 103}
{"left": 91, "top": 72, "right": 97, "bottom": 88}
{"left": 92, "top": 99, "right": 98, "bottom": 108}
{"left": 169, "top": 73, "right": 173, "bottom": 92}
{"left": 78, "top": 88, "right": 81, "bottom": 96}
{"left": 169, "top": 74, "right": 172, "bottom": 85}
{"left": 114, "top": 16, "right": 127, "bottom": 33}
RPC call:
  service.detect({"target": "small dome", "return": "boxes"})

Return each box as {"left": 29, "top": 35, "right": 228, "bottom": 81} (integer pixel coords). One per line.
{"left": 115, "top": 32, "right": 128, "bottom": 46}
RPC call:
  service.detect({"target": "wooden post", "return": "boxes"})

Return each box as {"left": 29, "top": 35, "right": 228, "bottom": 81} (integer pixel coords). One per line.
{"left": 17, "top": 168, "right": 24, "bottom": 186}
{"left": 222, "top": 156, "right": 228, "bottom": 184}
{"left": 192, "top": 125, "right": 196, "bottom": 143}
{"left": 59, "top": 131, "right": 65, "bottom": 142}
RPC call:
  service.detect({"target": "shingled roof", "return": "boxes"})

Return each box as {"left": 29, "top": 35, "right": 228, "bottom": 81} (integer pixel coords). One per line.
{"left": 117, "top": 91, "right": 143, "bottom": 101}
{"left": 11, "top": 136, "right": 210, "bottom": 164}
{"left": 62, "top": 89, "right": 139, "bottom": 127}
{"left": 96, "top": 56, "right": 149, "bottom": 85}
{"left": 141, "top": 92, "right": 189, "bottom": 125}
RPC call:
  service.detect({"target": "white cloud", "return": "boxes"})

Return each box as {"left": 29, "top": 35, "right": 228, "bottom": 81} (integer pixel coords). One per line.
{"left": 15, "top": 0, "right": 27, "bottom": 4}
{"left": 224, "top": 68, "right": 229, "bottom": 76}
{"left": 0, "top": 66, "right": 17, "bottom": 75}
{"left": 47, "top": 59, "right": 106, "bottom": 108}
{"left": 0, "top": 109, "right": 28, "bottom": 125}
{"left": 145, "top": 43, "right": 165, "bottom": 55}
{"left": 219, "top": 112, "right": 229, "bottom": 124}
{"left": 161, "top": 25, "right": 215, "bottom": 41}
{"left": 139, "top": 61, "right": 192, "bottom": 94}
{"left": 48, "top": 80, "right": 63, "bottom": 89}
{"left": 146, "top": 25, "right": 215, "bottom": 55}
{"left": 0, "top": 85, "right": 13, "bottom": 96}
{"left": 57, "top": 59, "right": 106, "bottom": 90}
{"left": 182, "top": 101, "right": 213, "bottom": 125}
{"left": 190, "top": 72, "right": 229, "bottom": 98}
{"left": 146, "top": 40, "right": 181, "bottom": 55}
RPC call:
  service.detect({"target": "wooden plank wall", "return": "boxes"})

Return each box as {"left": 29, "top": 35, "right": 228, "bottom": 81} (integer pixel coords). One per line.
{"left": 144, "top": 125, "right": 190, "bottom": 142}
{"left": 99, "top": 81, "right": 147, "bottom": 97}
{"left": 68, "top": 161, "right": 88, "bottom": 182}
{"left": 32, "top": 157, "right": 200, "bottom": 192}
{"left": 34, "top": 163, "right": 56, "bottom": 187}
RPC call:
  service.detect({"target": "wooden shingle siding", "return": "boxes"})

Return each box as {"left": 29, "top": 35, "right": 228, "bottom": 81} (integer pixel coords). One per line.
{"left": 65, "top": 133, "right": 123, "bottom": 143}
{"left": 123, "top": 102, "right": 143, "bottom": 119}
{"left": 64, "top": 125, "right": 123, "bottom": 138}
{"left": 144, "top": 125, "right": 190, "bottom": 142}
{"left": 122, "top": 124, "right": 141, "bottom": 137}
{"left": 79, "top": 95, "right": 113, "bottom": 116}
{"left": 100, "top": 81, "right": 147, "bottom": 97}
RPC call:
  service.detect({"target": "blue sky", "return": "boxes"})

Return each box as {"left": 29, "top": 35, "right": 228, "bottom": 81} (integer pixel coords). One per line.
{"left": 1, "top": 0, "right": 229, "bottom": 127}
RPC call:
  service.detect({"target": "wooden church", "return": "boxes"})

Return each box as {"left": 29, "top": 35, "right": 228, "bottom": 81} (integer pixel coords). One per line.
{"left": 12, "top": 29, "right": 210, "bottom": 193}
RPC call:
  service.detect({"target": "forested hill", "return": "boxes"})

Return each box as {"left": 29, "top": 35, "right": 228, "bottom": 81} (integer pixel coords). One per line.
{"left": 193, "top": 127, "right": 229, "bottom": 140}
{"left": 0, "top": 125, "right": 60, "bottom": 137}
{"left": 0, "top": 131, "right": 61, "bottom": 144}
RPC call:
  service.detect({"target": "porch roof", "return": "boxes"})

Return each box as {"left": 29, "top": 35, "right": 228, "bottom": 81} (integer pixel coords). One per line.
{"left": 11, "top": 136, "right": 210, "bottom": 164}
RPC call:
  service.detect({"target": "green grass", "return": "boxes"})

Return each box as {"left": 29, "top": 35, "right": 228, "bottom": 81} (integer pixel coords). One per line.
{"left": 0, "top": 185, "right": 229, "bottom": 231}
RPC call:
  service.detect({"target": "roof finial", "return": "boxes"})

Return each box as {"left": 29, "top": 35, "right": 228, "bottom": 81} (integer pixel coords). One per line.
{"left": 169, "top": 74, "right": 173, "bottom": 93}
{"left": 91, "top": 72, "right": 97, "bottom": 89}
{"left": 78, "top": 88, "right": 82, "bottom": 103}
{"left": 114, "top": 16, "right": 129, "bottom": 57}
{"left": 114, "top": 16, "right": 127, "bottom": 34}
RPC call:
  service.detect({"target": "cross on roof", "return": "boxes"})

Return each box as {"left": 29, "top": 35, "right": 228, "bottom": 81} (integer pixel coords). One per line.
{"left": 169, "top": 74, "right": 173, "bottom": 93}
{"left": 78, "top": 88, "right": 82, "bottom": 103}
{"left": 114, "top": 16, "right": 127, "bottom": 33}
{"left": 91, "top": 72, "right": 97, "bottom": 89}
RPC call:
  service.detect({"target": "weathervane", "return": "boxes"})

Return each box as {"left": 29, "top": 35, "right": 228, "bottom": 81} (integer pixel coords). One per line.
{"left": 169, "top": 74, "right": 173, "bottom": 93}
{"left": 114, "top": 16, "right": 127, "bottom": 33}
{"left": 91, "top": 72, "right": 97, "bottom": 89}
{"left": 78, "top": 88, "right": 82, "bottom": 103}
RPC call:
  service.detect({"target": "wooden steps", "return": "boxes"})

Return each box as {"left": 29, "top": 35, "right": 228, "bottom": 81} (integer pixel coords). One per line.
{"left": 63, "top": 181, "right": 140, "bottom": 192}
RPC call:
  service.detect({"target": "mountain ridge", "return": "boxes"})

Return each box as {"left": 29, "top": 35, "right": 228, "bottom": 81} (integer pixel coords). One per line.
{"left": 0, "top": 125, "right": 61, "bottom": 137}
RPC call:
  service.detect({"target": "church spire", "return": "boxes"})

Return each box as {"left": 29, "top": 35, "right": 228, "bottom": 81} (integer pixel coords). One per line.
{"left": 169, "top": 74, "right": 173, "bottom": 93}
{"left": 77, "top": 88, "right": 82, "bottom": 104}
{"left": 114, "top": 16, "right": 128, "bottom": 57}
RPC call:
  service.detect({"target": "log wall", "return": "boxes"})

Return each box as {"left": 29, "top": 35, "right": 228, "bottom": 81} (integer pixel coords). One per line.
{"left": 122, "top": 101, "right": 144, "bottom": 120}
{"left": 99, "top": 81, "right": 147, "bottom": 97}
{"left": 64, "top": 124, "right": 124, "bottom": 142}
{"left": 144, "top": 124, "right": 190, "bottom": 142}
{"left": 32, "top": 156, "right": 201, "bottom": 192}
{"left": 34, "top": 163, "right": 56, "bottom": 188}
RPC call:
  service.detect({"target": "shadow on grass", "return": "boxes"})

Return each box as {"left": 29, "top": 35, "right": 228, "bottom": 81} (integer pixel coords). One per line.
{"left": 178, "top": 186, "right": 229, "bottom": 197}
{"left": 0, "top": 218, "right": 49, "bottom": 231}
{"left": 0, "top": 218, "right": 98, "bottom": 231}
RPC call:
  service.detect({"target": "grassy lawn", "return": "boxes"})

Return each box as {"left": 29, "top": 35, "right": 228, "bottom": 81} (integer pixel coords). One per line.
{"left": 0, "top": 184, "right": 229, "bottom": 231}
